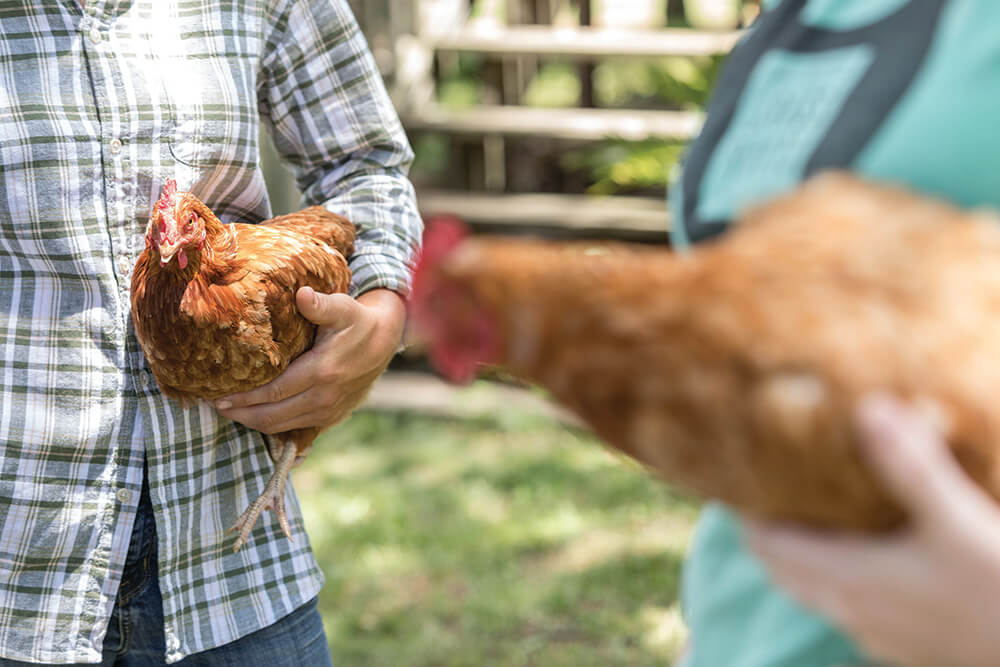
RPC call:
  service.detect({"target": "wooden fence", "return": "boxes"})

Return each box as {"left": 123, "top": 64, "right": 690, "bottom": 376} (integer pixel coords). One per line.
{"left": 265, "top": 1, "right": 751, "bottom": 240}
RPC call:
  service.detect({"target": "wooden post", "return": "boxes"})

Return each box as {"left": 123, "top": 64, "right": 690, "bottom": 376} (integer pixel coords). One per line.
{"left": 578, "top": 0, "right": 595, "bottom": 108}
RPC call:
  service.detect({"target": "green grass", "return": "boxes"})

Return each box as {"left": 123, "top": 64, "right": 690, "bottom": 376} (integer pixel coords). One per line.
{"left": 295, "top": 410, "right": 700, "bottom": 666}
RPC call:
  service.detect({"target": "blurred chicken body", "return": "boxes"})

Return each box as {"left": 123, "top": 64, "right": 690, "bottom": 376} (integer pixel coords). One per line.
{"left": 411, "top": 173, "right": 1000, "bottom": 531}
{"left": 131, "top": 180, "right": 355, "bottom": 550}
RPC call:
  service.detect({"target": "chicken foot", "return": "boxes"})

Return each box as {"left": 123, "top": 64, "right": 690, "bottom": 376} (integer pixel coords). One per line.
{"left": 229, "top": 443, "right": 298, "bottom": 552}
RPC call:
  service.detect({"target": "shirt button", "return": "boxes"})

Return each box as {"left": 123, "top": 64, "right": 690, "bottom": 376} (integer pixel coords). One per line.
{"left": 109, "top": 138, "right": 122, "bottom": 154}
{"left": 139, "top": 373, "right": 152, "bottom": 390}
{"left": 89, "top": 27, "right": 102, "bottom": 45}
{"left": 117, "top": 257, "right": 131, "bottom": 276}
{"left": 116, "top": 488, "right": 132, "bottom": 504}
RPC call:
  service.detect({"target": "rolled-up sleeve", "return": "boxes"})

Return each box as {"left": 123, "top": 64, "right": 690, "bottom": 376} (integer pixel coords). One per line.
{"left": 258, "top": 0, "right": 423, "bottom": 296}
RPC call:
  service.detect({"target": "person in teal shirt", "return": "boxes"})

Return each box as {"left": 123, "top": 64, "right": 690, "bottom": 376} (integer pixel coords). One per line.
{"left": 673, "top": 0, "right": 1000, "bottom": 665}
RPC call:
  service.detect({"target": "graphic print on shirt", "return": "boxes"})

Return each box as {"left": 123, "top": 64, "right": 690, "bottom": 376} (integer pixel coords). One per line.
{"left": 671, "top": 0, "right": 946, "bottom": 246}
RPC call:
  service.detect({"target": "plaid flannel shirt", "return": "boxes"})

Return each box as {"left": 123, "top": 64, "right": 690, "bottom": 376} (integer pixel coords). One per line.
{"left": 0, "top": 0, "right": 422, "bottom": 663}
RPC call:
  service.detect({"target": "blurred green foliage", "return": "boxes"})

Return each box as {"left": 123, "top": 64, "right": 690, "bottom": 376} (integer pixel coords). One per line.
{"left": 573, "top": 56, "right": 722, "bottom": 194}
{"left": 437, "top": 54, "right": 489, "bottom": 109}
{"left": 523, "top": 62, "right": 582, "bottom": 108}
{"left": 594, "top": 56, "right": 723, "bottom": 109}
{"left": 419, "top": 54, "right": 723, "bottom": 194}
{"left": 411, "top": 135, "right": 452, "bottom": 178}
{"left": 562, "top": 139, "right": 687, "bottom": 195}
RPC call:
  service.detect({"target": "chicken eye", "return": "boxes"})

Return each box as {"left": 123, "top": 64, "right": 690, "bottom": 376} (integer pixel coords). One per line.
{"left": 185, "top": 215, "right": 195, "bottom": 230}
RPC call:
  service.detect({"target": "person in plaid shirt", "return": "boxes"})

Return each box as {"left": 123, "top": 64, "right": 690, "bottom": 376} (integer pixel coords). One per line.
{"left": 0, "top": 1, "right": 421, "bottom": 664}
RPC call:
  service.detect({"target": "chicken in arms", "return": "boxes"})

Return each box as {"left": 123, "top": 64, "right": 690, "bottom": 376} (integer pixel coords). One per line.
{"left": 131, "top": 179, "right": 355, "bottom": 551}
{"left": 410, "top": 173, "right": 1000, "bottom": 531}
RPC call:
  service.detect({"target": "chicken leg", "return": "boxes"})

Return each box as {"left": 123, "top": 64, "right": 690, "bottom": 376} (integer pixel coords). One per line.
{"left": 229, "top": 443, "right": 298, "bottom": 552}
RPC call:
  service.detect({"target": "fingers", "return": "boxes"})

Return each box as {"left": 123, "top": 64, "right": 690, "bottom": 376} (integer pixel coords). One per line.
{"left": 854, "top": 393, "right": 988, "bottom": 524}
{"left": 218, "top": 380, "right": 355, "bottom": 434}
{"left": 217, "top": 386, "right": 317, "bottom": 434}
{"left": 296, "top": 286, "right": 359, "bottom": 329}
{"left": 743, "top": 518, "right": 908, "bottom": 619}
{"left": 214, "top": 356, "right": 316, "bottom": 410}
{"left": 743, "top": 520, "right": 851, "bottom": 614}
{"left": 217, "top": 378, "right": 369, "bottom": 434}
{"left": 214, "top": 289, "right": 399, "bottom": 433}
{"left": 744, "top": 519, "right": 889, "bottom": 583}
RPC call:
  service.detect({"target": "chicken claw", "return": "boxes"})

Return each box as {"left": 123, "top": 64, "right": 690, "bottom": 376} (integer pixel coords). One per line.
{"left": 229, "top": 444, "right": 298, "bottom": 552}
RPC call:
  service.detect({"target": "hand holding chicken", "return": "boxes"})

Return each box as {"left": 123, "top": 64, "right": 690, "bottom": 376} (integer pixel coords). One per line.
{"left": 131, "top": 180, "right": 356, "bottom": 551}
{"left": 214, "top": 288, "right": 405, "bottom": 440}
{"left": 746, "top": 393, "right": 1000, "bottom": 667}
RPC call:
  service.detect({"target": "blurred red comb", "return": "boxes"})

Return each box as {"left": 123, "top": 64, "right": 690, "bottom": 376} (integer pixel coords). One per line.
{"left": 410, "top": 215, "right": 469, "bottom": 303}
{"left": 420, "top": 215, "right": 469, "bottom": 263}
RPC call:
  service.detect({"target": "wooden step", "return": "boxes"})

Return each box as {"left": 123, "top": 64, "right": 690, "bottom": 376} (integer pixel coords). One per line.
{"left": 417, "top": 189, "right": 671, "bottom": 239}
{"left": 432, "top": 25, "right": 742, "bottom": 59}
{"left": 403, "top": 104, "right": 701, "bottom": 141}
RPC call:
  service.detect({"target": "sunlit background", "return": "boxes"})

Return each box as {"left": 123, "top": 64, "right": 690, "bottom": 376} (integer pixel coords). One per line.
{"left": 261, "top": 1, "right": 757, "bottom": 663}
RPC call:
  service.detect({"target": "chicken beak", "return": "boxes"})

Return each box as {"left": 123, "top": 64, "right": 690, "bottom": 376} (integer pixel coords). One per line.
{"left": 158, "top": 240, "right": 186, "bottom": 266}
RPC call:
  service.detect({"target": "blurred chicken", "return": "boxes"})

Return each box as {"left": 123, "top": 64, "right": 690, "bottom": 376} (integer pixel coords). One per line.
{"left": 131, "top": 180, "right": 355, "bottom": 551}
{"left": 410, "top": 173, "right": 1000, "bottom": 531}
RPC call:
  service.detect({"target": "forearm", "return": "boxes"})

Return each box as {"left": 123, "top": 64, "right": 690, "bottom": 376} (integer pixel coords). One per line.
{"left": 314, "top": 169, "right": 423, "bottom": 297}
{"left": 258, "top": 0, "right": 423, "bottom": 297}
{"left": 356, "top": 287, "right": 407, "bottom": 348}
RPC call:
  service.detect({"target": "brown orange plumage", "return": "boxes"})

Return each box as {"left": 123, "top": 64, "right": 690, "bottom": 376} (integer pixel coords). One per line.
{"left": 410, "top": 173, "right": 1000, "bottom": 531}
{"left": 131, "top": 180, "right": 355, "bottom": 550}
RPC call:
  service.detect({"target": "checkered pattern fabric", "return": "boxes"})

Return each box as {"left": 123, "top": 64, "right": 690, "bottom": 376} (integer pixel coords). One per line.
{"left": 0, "top": 0, "right": 421, "bottom": 663}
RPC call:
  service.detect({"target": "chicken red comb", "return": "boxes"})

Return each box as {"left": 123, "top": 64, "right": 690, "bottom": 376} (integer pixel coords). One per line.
{"left": 420, "top": 215, "right": 469, "bottom": 265}
{"left": 157, "top": 179, "right": 179, "bottom": 211}
{"left": 410, "top": 215, "right": 469, "bottom": 306}
{"left": 409, "top": 215, "right": 498, "bottom": 384}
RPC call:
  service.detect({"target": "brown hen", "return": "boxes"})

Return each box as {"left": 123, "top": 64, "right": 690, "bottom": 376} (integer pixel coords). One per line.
{"left": 131, "top": 180, "right": 355, "bottom": 551}
{"left": 410, "top": 173, "right": 1000, "bottom": 532}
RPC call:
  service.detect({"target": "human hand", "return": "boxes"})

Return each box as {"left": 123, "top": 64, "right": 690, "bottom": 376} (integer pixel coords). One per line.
{"left": 215, "top": 287, "right": 405, "bottom": 439}
{"left": 744, "top": 394, "right": 1000, "bottom": 667}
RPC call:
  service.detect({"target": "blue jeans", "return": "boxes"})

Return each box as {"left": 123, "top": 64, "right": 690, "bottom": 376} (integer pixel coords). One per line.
{"left": 1, "top": 476, "right": 333, "bottom": 667}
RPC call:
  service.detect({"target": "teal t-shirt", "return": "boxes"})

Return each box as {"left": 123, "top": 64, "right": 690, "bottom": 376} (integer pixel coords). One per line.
{"left": 673, "top": 1, "right": 1000, "bottom": 665}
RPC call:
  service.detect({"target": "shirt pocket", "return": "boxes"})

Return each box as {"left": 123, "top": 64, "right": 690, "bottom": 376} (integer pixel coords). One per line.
{"left": 152, "top": 11, "right": 274, "bottom": 220}
{"left": 158, "top": 52, "right": 272, "bottom": 218}
{"left": 169, "top": 115, "right": 248, "bottom": 170}
{"left": 163, "top": 58, "right": 260, "bottom": 174}
{"left": 154, "top": 8, "right": 261, "bottom": 174}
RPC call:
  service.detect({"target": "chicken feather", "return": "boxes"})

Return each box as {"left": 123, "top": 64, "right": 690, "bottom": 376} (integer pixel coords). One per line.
{"left": 131, "top": 180, "right": 355, "bottom": 551}
{"left": 410, "top": 173, "right": 1000, "bottom": 531}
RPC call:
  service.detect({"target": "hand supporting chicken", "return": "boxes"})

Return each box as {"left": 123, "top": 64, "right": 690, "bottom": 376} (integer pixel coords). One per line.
{"left": 744, "top": 394, "right": 1000, "bottom": 667}
{"left": 410, "top": 173, "right": 1000, "bottom": 533}
{"left": 131, "top": 180, "right": 357, "bottom": 551}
